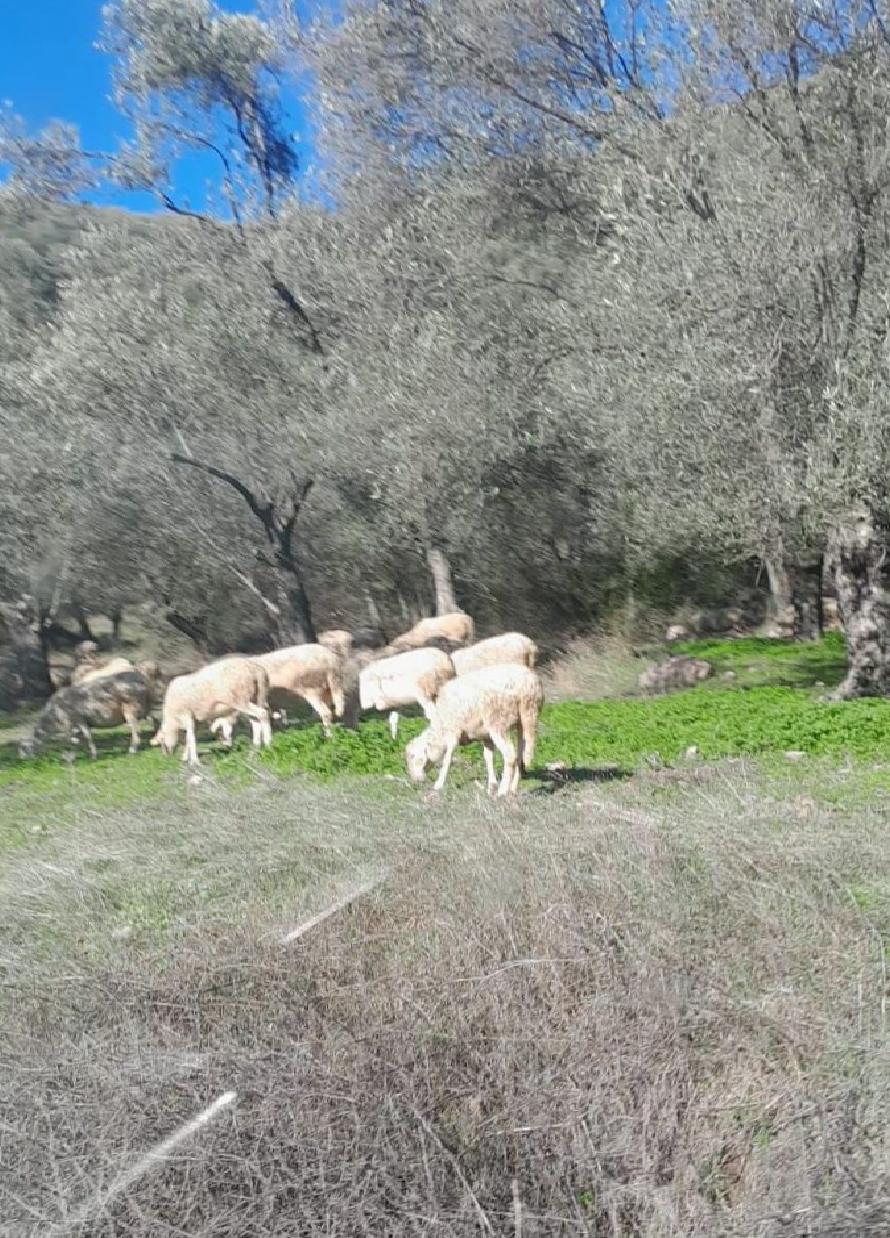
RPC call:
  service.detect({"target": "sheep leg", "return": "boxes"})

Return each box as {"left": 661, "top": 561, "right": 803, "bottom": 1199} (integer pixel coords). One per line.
{"left": 122, "top": 705, "right": 141, "bottom": 754}
{"left": 388, "top": 710, "right": 400, "bottom": 740}
{"left": 518, "top": 705, "right": 538, "bottom": 773}
{"left": 432, "top": 739, "right": 457, "bottom": 792}
{"left": 481, "top": 738, "right": 498, "bottom": 795}
{"left": 241, "top": 704, "right": 272, "bottom": 748}
{"left": 489, "top": 730, "right": 517, "bottom": 797}
{"left": 329, "top": 676, "right": 346, "bottom": 719}
{"left": 183, "top": 719, "right": 199, "bottom": 765}
{"left": 303, "top": 691, "right": 334, "bottom": 738}
{"left": 79, "top": 724, "right": 98, "bottom": 761}
{"left": 509, "top": 751, "right": 522, "bottom": 794}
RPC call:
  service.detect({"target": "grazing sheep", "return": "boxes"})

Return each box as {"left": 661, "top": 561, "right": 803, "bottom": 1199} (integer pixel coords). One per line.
{"left": 390, "top": 611, "right": 475, "bottom": 653}
{"left": 318, "top": 629, "right": 354, "bottom": 659}
{"left": 211, "top": 644, "right": 346, "bottom": 743}
{"left": 151, "top": 657, "right": 271, "bottom": 765}
{"left": 451, "top": 632, "right": 537, "bottom": 677}
{"left": 359, "top": 646, "right": 455, "bottom": 739}
{"left": 71, "top": 655, "right": 135, "bottom": 686}
{"left": 405, "top": 664, "right": 544, "bottom": 796}
{"left": 638, "top": 656, "right": 712, "bottom": 694}
{"left": 18, "top": 671, "right": 153, "bottom": 760}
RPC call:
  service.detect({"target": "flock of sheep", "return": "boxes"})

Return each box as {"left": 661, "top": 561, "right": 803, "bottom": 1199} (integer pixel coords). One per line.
{"left": 17, "top": 613, "right": 544, "bottom": 796}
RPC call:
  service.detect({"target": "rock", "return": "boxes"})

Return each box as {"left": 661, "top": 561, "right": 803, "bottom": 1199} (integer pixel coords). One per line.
{"left": 814, "top": 680, "right": 825, "bottom": 688}
{"left": 111, "top": 925, "right": 133, "bottom": 941}
{"left": 638, "top": 656, "right": 713, "bottom": 695}
{"left": 684, "top": 745, "right": 699, "bottom": 760}
{"left": 721, "top": 670, "right": 737, "bottom": 681}
{"left": 546, "top": 761, "right": 568, "bottom": 772}
{"left": 187, "top": 772, "right": 204, "bottom": 786}
{"left": 666, "top": 624, "right": 689, "bottom": 642}
{"left": 784, "top": 750, "right": 806, "bottom": 762}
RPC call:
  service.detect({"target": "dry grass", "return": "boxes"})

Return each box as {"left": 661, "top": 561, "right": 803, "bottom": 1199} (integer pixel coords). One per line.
{"left": 544, "top": 633, "right": 651, "bottom": 701}
{"left": 3, "top": 763, "right": 890, "bottom": 1236}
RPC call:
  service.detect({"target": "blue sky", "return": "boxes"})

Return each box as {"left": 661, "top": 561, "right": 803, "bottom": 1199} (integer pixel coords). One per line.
{"left": 2, "top": 0, "right": 314, "bottom": 213}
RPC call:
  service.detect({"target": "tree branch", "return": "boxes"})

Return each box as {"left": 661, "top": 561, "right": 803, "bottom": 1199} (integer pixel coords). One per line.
{"left": 170, "top": 453, "right": 274, "bottom": 534}
{"left": 266, "top": 264, "right": 326, "bottom": 355}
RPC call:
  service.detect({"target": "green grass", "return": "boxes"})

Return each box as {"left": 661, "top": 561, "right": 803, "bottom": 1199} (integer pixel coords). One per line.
{"left": 669, "top": 630, "right": 848, "bottom": 688}
{"left": 0, "top": 634, "right": 884, "bottom": 855}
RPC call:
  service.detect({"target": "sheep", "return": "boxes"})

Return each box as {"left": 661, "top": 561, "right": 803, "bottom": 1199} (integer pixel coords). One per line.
{"left": 71, "top": 655, "right": 135, "bottom": 686}
{"left": 318, "top": 629, "right": 354, "bottom": 659}
{"left": 151, "top": 657, "right": 272, "bottom": 765}
{"left": 405, "top": 664, "right": 544, "bottom": 797}
{"left": 210, "top": 644, "right": 346, "bottom": 744}
{"left": 451, "top": 632, "right": 537, "bottom": 677}
{"left": 359, "top": 646, "right": 455, "bottom": 739}
{"left": 18, "top": 671, "right": 153, "bottom": 760}
{"left": 390, "top": 611, "right": 475, "bottom": 653}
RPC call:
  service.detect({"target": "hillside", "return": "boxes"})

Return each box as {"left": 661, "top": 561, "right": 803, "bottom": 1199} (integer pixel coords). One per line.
{"left": 0, "top": 197, "right": 170, "bottom": 361}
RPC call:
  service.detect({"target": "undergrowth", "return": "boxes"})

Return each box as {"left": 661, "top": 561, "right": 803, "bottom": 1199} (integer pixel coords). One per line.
{"left": 4, "top": 765, "right": 890, "bottom": 1236}
{"left": 6, "top": 634, "right": 890, "bottom": 1235}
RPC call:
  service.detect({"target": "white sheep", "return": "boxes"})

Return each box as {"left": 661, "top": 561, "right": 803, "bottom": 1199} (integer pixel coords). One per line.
{"left": 151, "top": 657, "right": 272, "bottom": 765}
{"left": 318, "top": 629, "right": 354, "bottom": 659}
{"left": 18, "top": 670, "right": 154, "bottom": 759}
{"left": 405, "top": 664, "right": 544, "bottom": 796}
{"left": 390, "top": 611, "right": 475, "bottom": 653}
{"left": 211, "top": 644, "right": 346, "bottom": 743}
{"left": 359, "top": 646, "right": 455, "bottom": 739}
{"left": 451, "top": 632, "right": 538, "bottom": 677}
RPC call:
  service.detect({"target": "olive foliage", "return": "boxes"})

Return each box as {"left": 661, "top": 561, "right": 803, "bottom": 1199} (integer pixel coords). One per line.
{"left": 6, "top": 0, "right": 890, "bottom": 692}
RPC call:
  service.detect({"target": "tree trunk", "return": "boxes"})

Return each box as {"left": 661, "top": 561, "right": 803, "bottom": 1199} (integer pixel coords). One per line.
{"left": 0, "top": 597, "right": 53, "bottom": 700}
{"left": 763, "top": 555, "right": 794, "bottom": 637}
{"left": 427, "top": 546, "right": 458, "bottom": 616}
{"left": 168, "top": 455, "right": 318, "bottom": 647}
{"left": 73, "top": 605, "right": 94, "bottom": 642}
{"left": 791, "top": 556, "right": 824, "bottom": 641}
{"left": 826, "top": 509, "right": 890, "bottom": 698}
{"left": 269, "top": 560, "right": 317, "bottom": 645}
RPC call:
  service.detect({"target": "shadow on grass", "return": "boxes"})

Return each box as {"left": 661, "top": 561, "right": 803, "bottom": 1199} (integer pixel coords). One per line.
{"left": 529, "top": 764, "right": 631, "bottom": 794}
